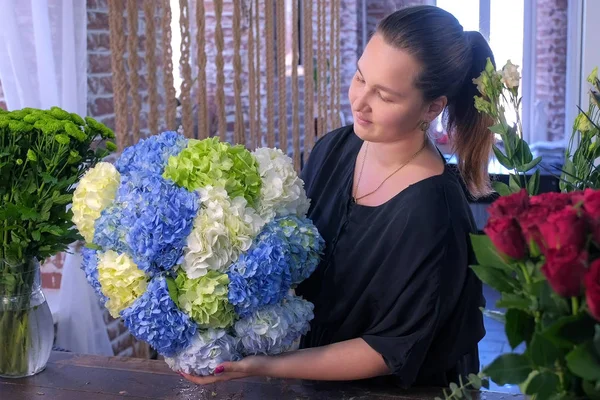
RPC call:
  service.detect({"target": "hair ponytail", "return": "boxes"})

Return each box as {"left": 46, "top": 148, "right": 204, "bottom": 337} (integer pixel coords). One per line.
{"left": 376, "top": 6, "right": 496, "bottom": 198}
{"left": 445, "top": 31, "right": 495, "bottom": 198}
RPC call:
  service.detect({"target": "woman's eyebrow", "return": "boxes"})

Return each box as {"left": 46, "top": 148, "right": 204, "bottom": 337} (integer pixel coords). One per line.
{"left": 356, "top": 63, "right": 404, "bottom": 97}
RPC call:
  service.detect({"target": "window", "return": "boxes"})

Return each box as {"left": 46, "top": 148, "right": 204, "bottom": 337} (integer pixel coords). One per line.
{"left": 435, "top": 0, "right": 526, "bottom": 142}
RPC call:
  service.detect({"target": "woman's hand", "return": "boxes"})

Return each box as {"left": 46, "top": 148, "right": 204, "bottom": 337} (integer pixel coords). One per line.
{"left": 179, "top": 355, "right": 267, "bottom": 385}
{"left": 179, "top": 338, "right": 389, "bottom": 385}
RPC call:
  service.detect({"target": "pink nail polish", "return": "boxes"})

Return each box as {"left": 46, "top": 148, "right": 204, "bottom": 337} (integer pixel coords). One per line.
{"left": 214, "top": 366, "right": 225, "bottom": 374}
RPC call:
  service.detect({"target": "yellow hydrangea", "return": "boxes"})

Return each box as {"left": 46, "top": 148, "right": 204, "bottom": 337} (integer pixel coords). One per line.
{"left": 97, "top": 250, "right": 147, "bottom": 318}
{"left": 72, "top": 162, "right": 120, "bottom": 242}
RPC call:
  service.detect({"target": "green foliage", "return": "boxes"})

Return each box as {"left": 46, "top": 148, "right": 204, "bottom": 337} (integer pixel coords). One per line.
{"left": 0, "top": 106, "right": 115, "bottom": 269}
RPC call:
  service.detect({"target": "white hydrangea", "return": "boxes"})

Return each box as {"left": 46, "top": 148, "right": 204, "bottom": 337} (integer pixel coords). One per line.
{"left": 165, "top": 329, "right": 241, "bottom": 376}
{"left": 182, "top": 185, "right": 264, "bottom": 278}
{"left": 252, "top": 148, "right": 310, "bottom": 222}
{"left": 71, "top": 162, "right": 120, "bottom": 243}
{"left": 234, "top": 294, "right": 314, "bottom": 356}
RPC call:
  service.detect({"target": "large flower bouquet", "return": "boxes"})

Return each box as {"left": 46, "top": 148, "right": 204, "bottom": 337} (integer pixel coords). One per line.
{"left": 71, "top": 131, "right": 325, "bottom": 375}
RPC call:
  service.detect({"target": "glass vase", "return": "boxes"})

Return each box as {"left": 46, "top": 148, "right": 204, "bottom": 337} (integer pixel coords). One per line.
{"left": 0, "top": 258, "right": 54, "bottom": 378}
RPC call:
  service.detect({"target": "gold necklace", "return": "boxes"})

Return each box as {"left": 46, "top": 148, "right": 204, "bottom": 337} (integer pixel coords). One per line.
{"left": 353, "top": 139, "right": 428, "bottom": 202}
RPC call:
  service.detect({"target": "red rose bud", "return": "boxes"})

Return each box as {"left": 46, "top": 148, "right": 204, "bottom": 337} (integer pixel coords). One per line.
{"left": 539, "top": 207, "right": 586, "bottom": 251}
{"left": 484, "top": 217, "right": 527, "bottom": 260}
{"left": 585, "top": 259, "right": 600, "bottom": 321}
{"left": 488, "top": 189, "right": 530, "bottom": 219}
{"left": 584, "top": 188, "right": 600, "bottom": 218}
{"left": 541, "top": 245, "right": 587, "bottom": 297}
{"left": 530, "top": 192, "right": 572, "bottom": 211}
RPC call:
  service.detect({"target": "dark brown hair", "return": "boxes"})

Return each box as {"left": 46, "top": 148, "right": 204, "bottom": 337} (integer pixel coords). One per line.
{"left": 377, "top": 5, "right": 496, "bottom": 198}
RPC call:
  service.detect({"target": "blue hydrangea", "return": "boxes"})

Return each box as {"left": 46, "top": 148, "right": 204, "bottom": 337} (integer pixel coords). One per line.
{"left": 94, "top": 171, "right": 200, "bottom": 276}
{"left": 80, "top": 247, "right": 108, "bottom": 305}
{"left": 227, "top": 231, "right": 292, "bottom": 317}
{"left": 234, "top": 294, "right": 314, "bottom": 356}
{"left": 258, "top": 216, "right": 325, "bottom": 285}
{"left": 115, "top": 131, "right": 188, "bottom": 176}
{"left": 121, "top": 277, "right": 197, "bottom": 357}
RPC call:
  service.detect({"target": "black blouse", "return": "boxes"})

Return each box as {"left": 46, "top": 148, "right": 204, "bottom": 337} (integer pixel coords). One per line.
{"left": 295, "top": 125, "right": 486, "bottom": 388}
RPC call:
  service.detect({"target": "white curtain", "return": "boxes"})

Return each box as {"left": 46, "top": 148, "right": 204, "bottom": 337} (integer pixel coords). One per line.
{"left": 0, "top": 0, "right": 113, "bottom": 356}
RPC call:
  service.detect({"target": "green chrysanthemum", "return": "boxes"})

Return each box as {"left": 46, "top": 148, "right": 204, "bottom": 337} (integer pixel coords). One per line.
{"left": 172, "top": 270, "right": 236, "bottom": 329}
{"left": 163, "top": 137, "right": 262, "bottom": 208}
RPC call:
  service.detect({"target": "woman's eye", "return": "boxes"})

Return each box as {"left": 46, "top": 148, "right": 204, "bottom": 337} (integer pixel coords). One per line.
{"left": 355, "top": 74, "right": 365, "bottom": 83}
{"left": 378, "top": 92, "right": 391, "bottom": 102}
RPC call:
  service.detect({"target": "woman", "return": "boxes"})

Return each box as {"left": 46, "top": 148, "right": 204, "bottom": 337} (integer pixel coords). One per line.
{"left": 182, "top": 5, "right": 495, "bottom": 388}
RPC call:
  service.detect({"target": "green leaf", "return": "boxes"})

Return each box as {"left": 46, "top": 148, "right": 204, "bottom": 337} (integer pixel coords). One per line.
{"left": 516, "top": 156, "right": 542, "bottom": 173}
{"left": 527, "top": 169, "right": 541, "bottom": 195}
{"left": 496, "top": 293, "right": 533, "bottom": 311}
{"left": 566, "top": 342, "right": 600, "bottom": 381}
{"left": 483, "top": 353, "right": 533, "bottom": 385}
{"left": 505, "top": 309, "right": 535, "bottom": 349}
{"left": 542, "top": 313, "right": 597, "bottom": 348}
{"left": 509, "top": 173, "right": 523, "bottom": 192}
{"left": 471, "top": 265, "right": 516, "bottom": 293}
{"left": 524, "top": 371, "right": 560, "bottom": 400}
{"left": 165, "top": 277, "right": 180, "bottom": 307}
{"left": 469, "top": 234, "right": 513, "bottom": 272}
{"left": 518, "top": 139, "right": 534, "bottom": 165}
{"left": 529, "top": 332, "right": 561, "bottom": 367}
{"left": 32, "top": 230, "right": 41, "bottom": 241}
{"left": 40, "top": 172, "right": 58, "bottom": 184}
{"left": 449, "top": 382, "right": 460, "bottom": 397}
{"left": 492, "top": 145, "right": 514, "bottom": 169}
{"left": 17, "top": 205, "right": 40, "bottom": 221}
{"left": 583, "top": 379, "right": 600, "bottom": 400}
{"left": 491, "top": 181, "right": 512, "bottom": 196}
{"left": 53, "top": 194, "right": 72, "bottom": 205}
{"left": 488, "top": 123, "right": 508, "bottom": 135}
{"left": 594, "top": 325, "right": 600, "bottom": 356}
{"left": 467, "top": 373, "right": 482, "bottom": 390}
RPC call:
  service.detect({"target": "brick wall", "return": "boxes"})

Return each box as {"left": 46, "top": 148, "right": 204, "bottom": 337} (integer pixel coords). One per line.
{"left": 535, "top": 0, "right": 568, "bottom": 142}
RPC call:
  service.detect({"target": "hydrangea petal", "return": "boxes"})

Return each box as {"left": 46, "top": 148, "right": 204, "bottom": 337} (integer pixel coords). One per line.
{"left": 72, "top": 162, "right": 120, "bottom": 242}
{"left": 121, "top": 277, "right": 197, "bottom": 357}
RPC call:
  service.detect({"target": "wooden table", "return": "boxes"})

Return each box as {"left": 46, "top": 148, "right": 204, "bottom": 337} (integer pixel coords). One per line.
{"left": 0, "top": 352, "right": 524, "bottom": 399}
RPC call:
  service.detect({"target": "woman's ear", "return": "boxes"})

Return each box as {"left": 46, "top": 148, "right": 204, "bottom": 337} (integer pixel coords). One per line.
{"left": 424, "top": 96, "right": 447, "bottom": 122}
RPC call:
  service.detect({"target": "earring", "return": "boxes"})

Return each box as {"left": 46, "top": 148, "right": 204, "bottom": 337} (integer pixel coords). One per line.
{"left": 419, "top": 120, "right": 430, "bottom": 132}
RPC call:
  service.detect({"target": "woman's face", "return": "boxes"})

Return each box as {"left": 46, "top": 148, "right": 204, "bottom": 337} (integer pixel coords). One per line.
{"left": 348, "top": 34, "right": 438, "bottom": 143}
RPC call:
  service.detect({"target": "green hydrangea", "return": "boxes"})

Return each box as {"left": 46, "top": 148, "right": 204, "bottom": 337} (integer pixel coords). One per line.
{"left": 172, "top": 270, "right": 236, "bottom": 329}
{"left": 163, "top": 137, "right": 262, "bottom": 208}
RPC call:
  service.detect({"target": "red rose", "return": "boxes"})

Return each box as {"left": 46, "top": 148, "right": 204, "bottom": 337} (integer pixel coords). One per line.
{"left": 530, "top": 192, "right": 572, "bottom": 211}
{"left": 583, "top": 188, "right": 600, "bottom": 217}
{"left": 541, "top": 245, "right": 587, "bottom": 297}
{"left": 519, "top": 206, "right": 548, "bottom": 254}
{"left": 488, "top": 189, "right": 529, "bottom": 219}
{"left": 585, "top": 259, "right": 600, "bottom": 321}
{"left": 570, "top": 191, "right": 585, "bottom": 207}
{"left": 538, "top": 207, "right": 586, "bottom": 251}
{"left": 484, "top": 217, "right": 527, "bottom": 259}
{"left": 583, "top": 189, "right": 600, "bottom": 244}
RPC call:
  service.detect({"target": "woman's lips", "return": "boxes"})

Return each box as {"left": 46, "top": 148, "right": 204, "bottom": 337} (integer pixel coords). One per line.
{"left": 354, "top": 113, "right": 372, "bottom": 126}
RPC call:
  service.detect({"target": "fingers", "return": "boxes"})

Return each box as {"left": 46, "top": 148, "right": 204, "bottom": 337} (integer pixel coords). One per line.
{"left": 178, "top": 369, "right": 247, "bottom": 385}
